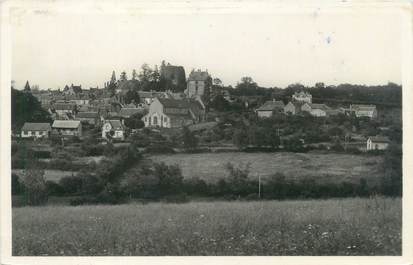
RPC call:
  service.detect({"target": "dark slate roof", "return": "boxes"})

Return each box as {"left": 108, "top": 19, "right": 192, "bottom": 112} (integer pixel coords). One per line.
{"left": 159, "top": 98, "right": 191, "bottom": 109}
{"left": 53, "top": 103, "right": 76, "bottom": 110}
{"left": 107, "top": 120, "right": 124, "bottom": 130}
{"left": 256, "top": 100, "right": 285, "bottom": 111}
{"left": 188, "top": 70, "right": 210, "bottom": 81}
{"left": 350, "top": 104, "right": 377, "bottom": 111}
{"left": 76, "top": 112, "right": 98, "bottom": 119}
{"left": 52, "top": 120, "right": 81, "bottom": 129}
{"left": 21, "top": 122, "right": 51, "bottom": 131}
{"left": 369, "top": 136, "right": 390, "bottom": 143}
{"left": 119, "top": 108, "right": 145, "bottom": 117}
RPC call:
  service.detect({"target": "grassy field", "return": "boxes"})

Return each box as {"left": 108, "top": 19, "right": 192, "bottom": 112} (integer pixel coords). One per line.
{"left": 12, "top": 169, "right": 77, "bottom": 182}
{"left": 13, "top": 197, "right": 401, "bottom": 256}
{"left": 149, "top": 152, "right": 384, "bottom": 185}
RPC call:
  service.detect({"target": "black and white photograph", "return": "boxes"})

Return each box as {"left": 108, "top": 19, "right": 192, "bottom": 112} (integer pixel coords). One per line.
{"left": 0, "top": 0, "right": 412, "bottom": 263}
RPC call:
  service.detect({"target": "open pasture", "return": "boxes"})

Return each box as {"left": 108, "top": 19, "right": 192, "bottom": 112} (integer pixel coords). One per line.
{"left": 12, "top": 169, "right": 77, "bottom": 182}
{"left": 12, "top": 197, "right": 401, "bottom": 256}
{"left": 149, "top": 152, "right": 384, "bottom": 185}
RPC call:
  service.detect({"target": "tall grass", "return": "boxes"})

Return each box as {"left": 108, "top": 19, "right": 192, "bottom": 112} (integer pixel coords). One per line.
{"left": 12, "top": 197, "right": 401, "bottom": 256}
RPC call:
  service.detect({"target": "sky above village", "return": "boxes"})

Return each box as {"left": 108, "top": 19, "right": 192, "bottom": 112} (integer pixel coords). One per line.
{"left": 11, "top": 5, "right": 402, "bottom": 90}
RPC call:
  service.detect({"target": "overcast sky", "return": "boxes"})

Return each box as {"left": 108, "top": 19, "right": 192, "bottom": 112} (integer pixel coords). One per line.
{"left": 11, "top": 6, "right": 402, "bottom": 90}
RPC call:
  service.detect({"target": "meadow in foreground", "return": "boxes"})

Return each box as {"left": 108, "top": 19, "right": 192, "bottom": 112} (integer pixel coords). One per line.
{"left": 13, "top": 197, "right": 401, "bottom": 256}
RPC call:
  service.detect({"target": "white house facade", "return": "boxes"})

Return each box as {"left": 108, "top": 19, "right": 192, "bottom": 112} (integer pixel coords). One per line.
{"left": 21, "top": 122, "right": 51, "bottom": 138}
{"left": 102, "top": 120, "right": 125, "bottom": 140}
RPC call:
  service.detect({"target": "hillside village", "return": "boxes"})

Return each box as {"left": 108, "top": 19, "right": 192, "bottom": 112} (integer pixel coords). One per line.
{"left": 14, "top": 61, "right": 398, "bottom": 152}
{"left": 11, "top": 60, "right": 402, "bottom": 207}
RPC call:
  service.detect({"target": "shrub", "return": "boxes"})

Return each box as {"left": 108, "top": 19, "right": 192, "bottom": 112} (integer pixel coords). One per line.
{"left": 154, "top": 162, "right": 184, "bottom": 196}
{"left": 45, "top": 181, "right": 65, "bottom": 196}
{"left": 183, "top": 177, "right": 209, "bottom": 196}
{"left": 32, "top": 150, "right": 51, "bottom": 159}
{"left": 69, "top": 196, "right": 98, "bottom": 206}
{"left": 12, "top": 173, "right": 24, "bottom": 195}
{"left": 145, "top": 144, "right": 175, "bottom": 154}
{"left": 59, "top": 175, "right": 83, "bottom": 195}
{"left": 22, "top": 164, "right": 48, "bottom": 205}
{"left": 162, "top": 193, "right": 189, "bottom": 203}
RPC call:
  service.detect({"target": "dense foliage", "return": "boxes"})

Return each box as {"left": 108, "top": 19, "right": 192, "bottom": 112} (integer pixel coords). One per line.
{"left": 11, "top": 88, "right": 52, "bottom": 132}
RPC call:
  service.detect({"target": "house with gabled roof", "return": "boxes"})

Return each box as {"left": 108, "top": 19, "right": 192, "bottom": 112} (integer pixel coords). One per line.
{"left": 102, "top": 120, "right": 125, "bottom": 140}
{"left": 75, "top": 112, "right": 100, "bottom": 125}
{"left": 51, "top": 102, "right": 77, "bottom": 116}
{"left": 142, "top": 97, "right": 205, "bottom": 128}
{"left": 301, "top": 103, "right": 331, "bottom": 117}
{"left": 284, "top": 101, "right": 304, "bottom": 115}
{"left": 256, "top": 99, "right": 285, "bottom": 118}
{"left": 350, "top": 104, "right": 377, "bottom": 119}
{"left": 63, "top": 84, "right": 82, "bottom": 95}
{"left": 52, "top": 120, "right": 82, "bottom": 137}
{"left": 21, "top": 122, "right": 51, "bottom": 138}
{"left": 367, "top": 136, "right": 390, "bottom": 151}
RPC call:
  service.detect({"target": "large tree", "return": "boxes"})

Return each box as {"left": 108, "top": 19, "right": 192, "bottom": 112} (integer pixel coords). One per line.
{"left": 11, "top": 88, "right": 52, "bottom": 132}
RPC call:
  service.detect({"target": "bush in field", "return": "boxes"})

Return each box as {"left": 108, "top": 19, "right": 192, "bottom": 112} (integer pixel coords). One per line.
{"left": 80, "top": 173, "right": 104, "bottom": 195}
{"left": 225, "top": 162, "right": 253, "bottom": 196}
{"left": 59, "top": 175, "right": 83, "bottom": 195}
{"left": 183, "top": 177, "right": 210, "bottom": 196}
{"left": 381, "top": 144, "right": 402, "bottom": 196}
{"left": 22, "top": 164, "right": 48, "bottom": 205}
{"left": 95, "top": 183, "right": 124, "bottom": 204}
{"left": 154, "top": 162, "right": 184, "bottom": 196}
{"left": 45, "top": 181, "right": 65, "bottom": 196}
{"left": 145, "top": 143, "right": 175, "bottom": 154}
{"left": 182, "top": 126, "right": 198, "bottom": 151}
{"left": 82, "top": 143, "right": 105, "bottom": 156}
{"left": 12, "top": 173, "right": 24, "bottom": 195}
{"left": 103, "top": 142, "right": 116, "bottom": 157}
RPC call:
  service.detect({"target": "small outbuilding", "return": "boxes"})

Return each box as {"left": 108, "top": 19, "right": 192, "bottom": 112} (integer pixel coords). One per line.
{"left": 21, "top": 122, "right": 51, "bottom": 139}
{"left": 366, "top": 136, "right": 390, "bottom": 151}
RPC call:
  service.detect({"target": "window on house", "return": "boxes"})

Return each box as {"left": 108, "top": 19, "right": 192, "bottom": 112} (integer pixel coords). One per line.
{"left": 164, "top": 116, "right": 167, "bottom": 122}
{"left": 153, "top": 116, "right": 158, "bottom": 125}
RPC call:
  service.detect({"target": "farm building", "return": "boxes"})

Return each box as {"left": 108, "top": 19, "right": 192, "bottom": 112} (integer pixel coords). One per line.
{"left": 292, "top": 91, "right": 312, "bottom": 103}
{"left": 301, "top": 103, "right": 331, "bottom": 117}
{"left": 51, "top": 102, "right": 76, "bottom": 116}
{"left": 102, "top": 120, "right": 125, "bottom": 140}
{"left": 75, "top": 112, "right": 100, "bottom": 125}
{"left": 142, "top": 97, "right": 205, "bottom": 128}
{"left": 367, "top": 136, "right": 390, "bottom": 151}
{"left": 52, "top": 120, "right": 82, "bottom": 137}
{"left": 349, "top": 104, "right": 377, "bottom": 119}
{"left": 256, "top": 100, "right": 285, "bottom": 118}
{"left": 20, "top": 122, "right": 51, "bottom": 139}
{"left": 284, "top": 101, "right": 303, "bottom": 115}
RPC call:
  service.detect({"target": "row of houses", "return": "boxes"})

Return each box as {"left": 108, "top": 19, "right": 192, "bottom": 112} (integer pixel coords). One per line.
{"left": 20, "top": 120, "right": 390, "bottom": 151}
{"left": 256, "top": 91, "right": 377, "bottom": 119}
